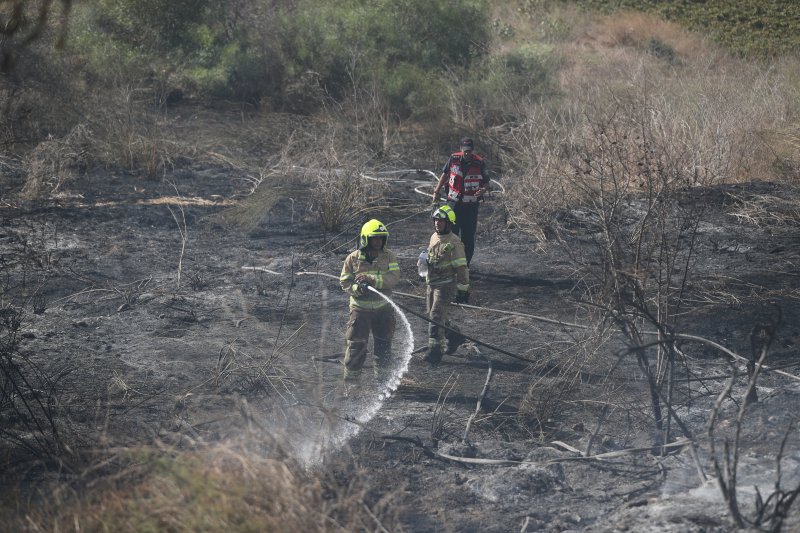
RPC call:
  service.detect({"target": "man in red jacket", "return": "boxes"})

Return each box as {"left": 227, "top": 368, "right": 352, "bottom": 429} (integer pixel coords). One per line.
{"left": 431, "top": 137, "right": 490, "bottom": 266}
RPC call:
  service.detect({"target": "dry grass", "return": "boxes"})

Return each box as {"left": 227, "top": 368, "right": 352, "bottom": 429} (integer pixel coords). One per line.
{"left": 85, "top": 86, "right": 196, "bottom": 179}
{"left": 750, "top": 127, "right": 800, "bottom": 183}
{"left": 203, "top": 116, "right": 390, "bottom": 233}
{"left": 294, "top": 132, "right": 389, "bottom": 233}
{"left": 19, "top": 439, "right": 404, "bottom": 533}
{"left": 6, "top": 81, "right": 194, "bottom": 195}
{"left": 517, "top": 325, "right": 615, "bottom": 439}
{"left": 21, "top": 124, "right": 91, "bottom": 199}
{"left": 583, "top": 10, "right": 705, "bottom": 59}
{"left": 496, "top": 20, "right": 797, "bottom": 239}
{"left": 725, "top": 191, "right": 800, "bottom": 228}
{"left": 311, "top": 166, "right": 388, "bottom": 233}
{"left": 208, "top": 172, "right": 304, "bottom": 231}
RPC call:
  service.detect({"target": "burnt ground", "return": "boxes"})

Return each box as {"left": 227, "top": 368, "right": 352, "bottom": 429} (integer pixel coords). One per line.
{"left": 2, "top": 160, "right": 800, "bottom": 532}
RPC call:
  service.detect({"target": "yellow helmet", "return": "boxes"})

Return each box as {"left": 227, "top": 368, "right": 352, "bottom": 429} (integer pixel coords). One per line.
{"left": 432, "top": 205, "right": 456, "bottom": 224}
{"left": 359, "top": 219, "right": 389, "bottom": 250}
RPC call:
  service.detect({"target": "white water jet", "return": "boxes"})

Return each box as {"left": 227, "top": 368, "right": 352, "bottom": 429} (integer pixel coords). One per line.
{"left": 295, "top": 287, "right": 414, "bottom": 466}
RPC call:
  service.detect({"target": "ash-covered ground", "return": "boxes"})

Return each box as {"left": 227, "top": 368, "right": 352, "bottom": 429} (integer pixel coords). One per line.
{"left": 2, "top": 163, "right": 800, "bottom": 532}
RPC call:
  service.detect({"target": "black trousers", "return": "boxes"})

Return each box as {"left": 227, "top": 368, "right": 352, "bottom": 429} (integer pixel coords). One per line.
{"left": 449, "top": 202, "right": 479, "bottom": 265}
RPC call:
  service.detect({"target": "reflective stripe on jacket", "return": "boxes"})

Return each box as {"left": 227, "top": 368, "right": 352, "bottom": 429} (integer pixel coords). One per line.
{"left": 340, "top": 248, "right": 400, "bottom": 310}
{"left": 425, "top": 232, "right": 469, "bottom": 291}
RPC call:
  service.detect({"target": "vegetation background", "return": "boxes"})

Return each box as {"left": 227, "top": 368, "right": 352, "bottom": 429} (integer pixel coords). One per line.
{"left": 3, "top": 0, "right": 798, "bottom": 226}
{"left": 1, "top": 0, "right": 799, "bottom": 530}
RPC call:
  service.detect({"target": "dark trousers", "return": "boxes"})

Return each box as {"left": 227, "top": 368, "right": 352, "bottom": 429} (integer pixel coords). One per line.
{"left": 449, "top": 202, "right": 479, "bottom": 265}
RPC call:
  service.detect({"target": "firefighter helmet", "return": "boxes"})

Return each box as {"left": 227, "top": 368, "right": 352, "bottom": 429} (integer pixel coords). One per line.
{"left": 359, "top": 219, "right": 389, "bottom": 250}
{"left": 431, "top": 205, "right": 456, "bottom": 224}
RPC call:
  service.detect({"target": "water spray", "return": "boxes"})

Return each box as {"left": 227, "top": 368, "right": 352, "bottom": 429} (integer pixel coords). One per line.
{"left": 291, "top": 279, "right": 415, "bottom": 466}
{"left": 363, "top": 285, "right": 415, "bottom": 397}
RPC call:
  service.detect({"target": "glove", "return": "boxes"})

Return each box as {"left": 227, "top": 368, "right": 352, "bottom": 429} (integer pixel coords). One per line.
{"left": 354, "top": 275, "right": 372, "bottom": 296}
{"left": 454, "top": 290, "right": 469, "bottom": 304}
{"left": 354, "top": 281, "right": 369, "bottom": 296}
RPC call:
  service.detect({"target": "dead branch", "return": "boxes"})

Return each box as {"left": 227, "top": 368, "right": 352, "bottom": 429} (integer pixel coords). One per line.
{"left": 166, "top": 183, "right": 188, "bottom": 292}
{"left": 463, "top": 345, "right": 492, "bottom": 445}
{"left": 672, "top": 332, "right": 800, "bottom": 383}
{"left": 436, "top": 438, "right": 692, "bottom": 467}
{"left": 753, "top": 421, "right": 800, "bottom": 530}
{"left": 584, "top": 404, "right": 609, "bottom": 457}
{"left": 707, "top": 340, "right": 770, "bottom": 528}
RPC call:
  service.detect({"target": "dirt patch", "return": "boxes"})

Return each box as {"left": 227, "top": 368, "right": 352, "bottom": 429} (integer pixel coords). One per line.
{"left": 2, "top": 165, "right": 800, "bottom": 531}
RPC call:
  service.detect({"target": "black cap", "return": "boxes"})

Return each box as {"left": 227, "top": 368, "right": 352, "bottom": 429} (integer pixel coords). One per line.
{"left": 460, "top": 137, "right": 474, "bottom": 151}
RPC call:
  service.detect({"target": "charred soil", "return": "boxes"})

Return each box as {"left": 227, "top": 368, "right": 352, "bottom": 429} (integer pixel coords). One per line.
{"left": 2, "top": 161, "right": 800, "bottom": 532}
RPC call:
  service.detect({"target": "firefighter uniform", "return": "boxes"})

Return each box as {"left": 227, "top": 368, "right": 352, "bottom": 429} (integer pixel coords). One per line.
{"left": 339, "top": 220, "right": 400, "bottom": 380}
{"left": 423, "top": 206, "right": 469, "bottom": 365}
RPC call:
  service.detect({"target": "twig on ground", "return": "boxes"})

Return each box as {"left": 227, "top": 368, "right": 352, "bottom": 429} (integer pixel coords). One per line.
{"left": 361, "top": 501, "right": 391, "bottom": 533}
{"left": 463, "top": 345, "right": 492, "bottom": 445}
{"left": 585, "top": 404, "right": 609, "bottom": 457}
{"left": 166, "top": 182, "right": 188, "bottom": 292}
{"left": 672, "top": 333, "right": 800, "bottom": 383}
{"left": 436, "top": 439, "right": 692, "bottom": 466}
{"left": 241, "top": 266, "right": 282, "bottom": 275}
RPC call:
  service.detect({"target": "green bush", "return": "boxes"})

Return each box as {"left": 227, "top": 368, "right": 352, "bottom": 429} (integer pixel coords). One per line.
{"left": 272, "top": 0, "right": 490, "bottom": 101}
{"left": 500, "top": 44, "right": 561, "bottom": 97}
{"left": 445, "top": 43, "right": 562, "bottom": 127}
{"left": 68, "top": 0, "right": 492, "bottom": 112}
{"left": 187, "top": 42, "right": 242, "bottom": 98}
{"left": 382, "top": 64, "right": 449, "bottom": 121}
{"left": 646, "top": 38, "right": 677, "bottom": 63}
{"left": 94, "top": 0, "right": 219, "bottom": 51}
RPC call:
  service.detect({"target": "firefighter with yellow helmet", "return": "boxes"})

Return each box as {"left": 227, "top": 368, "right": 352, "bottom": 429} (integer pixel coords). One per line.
{"left": 420, "top": 205, "right": 469, "bottom": 366}
{"left": 339, "top": 219, "right": 400, "bottom": 381}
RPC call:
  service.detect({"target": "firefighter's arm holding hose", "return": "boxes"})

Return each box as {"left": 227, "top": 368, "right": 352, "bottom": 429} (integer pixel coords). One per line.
{"left": 343, "top": 275, "right": 372, "bottom": 297}
{"left": 340, "top": 252, "right": 400, "bottom": 298}
{"left": 356, "top": 250, "right": 400, "bottom": 294}
{"left": 340, "top": 254, "right": 365, "bottom": 297}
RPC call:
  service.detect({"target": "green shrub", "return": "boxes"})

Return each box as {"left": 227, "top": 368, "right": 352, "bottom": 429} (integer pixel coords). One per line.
{"left": 94, "top": 0, "right": 218, "bottom": 51}
{"left": 382, "top": 63, "right": 449, "bottom": 122}
{"left": 445, "top": 43, "right": 561, "bottom": 127}
{"left": 500, "top": 44, "right": 561, "bottom": 97}
{"left": 187, "top": 42, "right": 242, "bottom": 98}
{"left": 68, "top": 0, "right": 492, "bottom": 114}
{"left": 647, "top": 37, "right": 676, "bottom": 63}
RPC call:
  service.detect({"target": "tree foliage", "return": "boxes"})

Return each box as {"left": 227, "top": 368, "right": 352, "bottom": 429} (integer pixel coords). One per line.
{"left": 0, "top": 0, "right": 73, "bottom": 73}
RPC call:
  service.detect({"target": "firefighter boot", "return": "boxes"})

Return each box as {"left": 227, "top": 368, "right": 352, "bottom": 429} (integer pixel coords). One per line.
{"left": 423, "top": 340, "right": 443, "bottom": 367}
{"left": 445, "top": 325, "right": 466, "bottom": 355}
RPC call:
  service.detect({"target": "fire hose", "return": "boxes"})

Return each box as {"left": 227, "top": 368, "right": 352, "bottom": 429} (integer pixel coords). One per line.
{"left": 301, "top": 271, "right": 535, "bottom": 364}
